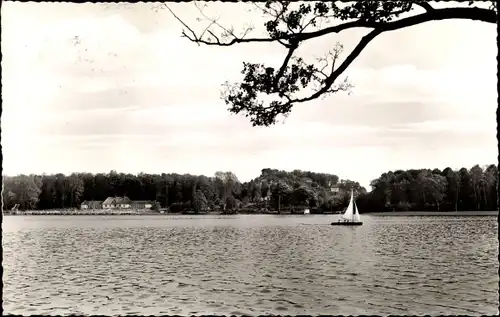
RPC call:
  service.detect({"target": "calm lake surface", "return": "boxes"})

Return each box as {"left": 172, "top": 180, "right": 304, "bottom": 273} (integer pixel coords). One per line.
{"left": 3, "top": 214, "right": 498, "bottom": 315}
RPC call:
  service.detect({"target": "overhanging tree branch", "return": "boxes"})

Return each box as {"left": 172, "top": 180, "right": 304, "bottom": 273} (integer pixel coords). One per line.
{"left": 414, "top": 1, "right": 435, "bottom": 12}
{"left": 293, "top": 6, "right": 496, "bottom": 104}
{"left": 167, "top": 1, "right": 497, "bottom": 126}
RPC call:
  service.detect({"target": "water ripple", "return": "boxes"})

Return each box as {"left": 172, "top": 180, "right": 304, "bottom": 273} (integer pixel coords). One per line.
{"left": 3, "top": 214, "right": 498, "bottom": 315}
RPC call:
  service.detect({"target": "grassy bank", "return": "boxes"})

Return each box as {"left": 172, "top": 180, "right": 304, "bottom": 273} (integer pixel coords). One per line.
{"left": 4, "top": 210, "right": 160, "bottom": 216}
{"left": 3, "top": 209, "right": 331, "bottom": 216}
{"left": 4, "top": 210, "right": 497, "bottom": 217}
{"left": 367, "top": 210, "right": 498, "bottom": 217}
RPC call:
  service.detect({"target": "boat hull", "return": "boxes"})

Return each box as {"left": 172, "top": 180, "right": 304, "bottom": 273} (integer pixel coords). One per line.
{"left": 330, "top": 221, "right": 363, "bottom": 226}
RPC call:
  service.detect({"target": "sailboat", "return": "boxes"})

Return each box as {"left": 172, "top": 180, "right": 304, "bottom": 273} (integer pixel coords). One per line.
{"left": 331, "top": 190, "right": 363, "bottom": 226}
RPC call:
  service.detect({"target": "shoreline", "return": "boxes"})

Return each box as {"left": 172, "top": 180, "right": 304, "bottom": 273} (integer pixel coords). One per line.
{"left": 363, "top": 210, "right": 498, "bottom": 217}
{"left": 3, "top": 212, "right": 316, "bottom": 216}
{"left": 3, "top": 210, "right": 497, "bottom": 216}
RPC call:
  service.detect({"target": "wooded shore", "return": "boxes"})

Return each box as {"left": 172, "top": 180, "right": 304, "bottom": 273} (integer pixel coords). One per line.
{"left": 3, "top": 165, "right": 497, "bottom": 214}
{"left": 4, "top": 210, "right": 496, "bottom": 216}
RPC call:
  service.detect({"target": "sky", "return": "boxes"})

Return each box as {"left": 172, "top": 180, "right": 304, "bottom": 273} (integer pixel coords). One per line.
{"left": 1, "top": 2, "right": 497, "bottom": 190}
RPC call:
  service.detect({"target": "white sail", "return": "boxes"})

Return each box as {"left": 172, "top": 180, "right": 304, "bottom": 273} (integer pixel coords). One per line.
{"left": 341, "top": 190, "right": 361, "bottom": 222}
{"left": 341, "top": 191, "right": 354, "bottom": 221}
{"left": 352, "top": 200, "right": 361, "bottom": 222}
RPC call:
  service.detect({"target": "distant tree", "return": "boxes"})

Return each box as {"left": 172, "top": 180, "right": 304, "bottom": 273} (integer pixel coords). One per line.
{"left": 192, "top": 190, "right": 208, "bottom": 213}
{"left": 225, "top": 196, "right": 237, "bottom": 211}
{"left": 270, "top": 181, "right": 293, "bottom": 211}
{"left": 214, "top": 171, "right": 240, "bottom": 204}
{"left": 196, "top": 175, "right": 215, "bottom": 202}
{"left": 469, "top": 165, "right": 484, "bottom": 210}
{"left": 432, "top": 168, "right": 442, "bottom": 175}
{"left": 484, "top": 164, "right": 498, "bottom": 210}
{"left": 291, "top": 186, "right": 317, "bottom": 207}
{"left": 2, "top": 175, "right": 42, "bottom": 210}
{"left": 457, "top": 168, "right": 475, "bottom": 210}
{"left": 427, "top": 174, "right": 447, "bottom": 211}
{"left": 151, "top": 201, "right": 161, "bottom": 211}
{"left": 2, "top": 189, "right": 18, "bottom": 210}
{"left": 442, "top": 167, "right": 460, "bottom": 211}
{"left": 252, "top": 181, "right": 263, "bottom": 202}
{"left": 38, "top": 175, "right": 57, "bottom": 210}
{"left": 260, "top": 180, "right": 271, "bottom": 200}
{"left": 68, "top": 173, "right": 85, "bottom": 208}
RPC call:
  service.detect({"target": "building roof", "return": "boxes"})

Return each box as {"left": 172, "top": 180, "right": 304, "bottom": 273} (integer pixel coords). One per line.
{"left": 132, "top": 200, "right": 152, "bottom": 204}
{"left": 103, "top": 197, "right": 132, "bottom": 205}
{"left": 102, "top": 197, "right": 115, "bottom": 205}
{"left": 117, "top": 197, "right": 132, "bottom": 204}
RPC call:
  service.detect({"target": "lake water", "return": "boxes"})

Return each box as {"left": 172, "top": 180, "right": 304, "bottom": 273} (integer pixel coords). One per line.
{"left": 2, "top": 214, "right": 498, "bottom": 315}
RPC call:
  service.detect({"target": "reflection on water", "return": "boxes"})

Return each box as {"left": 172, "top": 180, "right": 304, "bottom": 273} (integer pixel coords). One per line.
{"left": 3, "top": 215, "right": 498, "bottom": 315}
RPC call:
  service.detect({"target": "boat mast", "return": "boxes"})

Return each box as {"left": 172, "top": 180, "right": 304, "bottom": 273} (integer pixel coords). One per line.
{"left": 351, "top": 190, "right": 356, "bottom": 220}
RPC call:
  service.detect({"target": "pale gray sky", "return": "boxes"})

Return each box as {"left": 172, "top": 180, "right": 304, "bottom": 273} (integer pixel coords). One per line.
{"left": 1, "top": 2, "right": 497, "bottom": 190}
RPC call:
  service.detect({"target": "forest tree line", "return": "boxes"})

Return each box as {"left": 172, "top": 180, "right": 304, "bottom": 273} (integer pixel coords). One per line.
{"left": 359, "top": 164, "right": 498, "bottom": 212}
{"left": 2, "top": 164, "right": 497, "bottom": 213}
